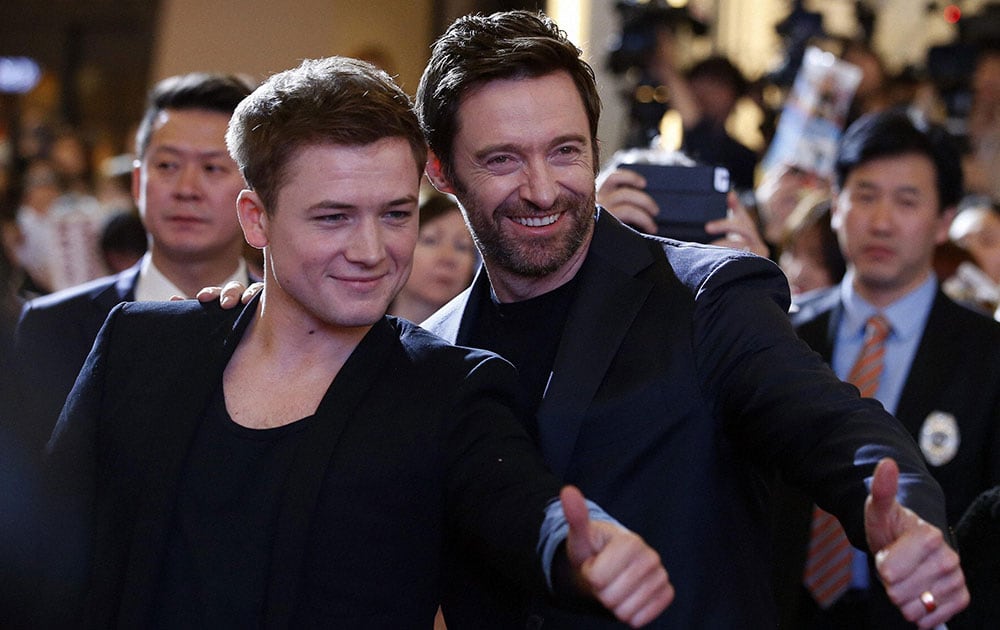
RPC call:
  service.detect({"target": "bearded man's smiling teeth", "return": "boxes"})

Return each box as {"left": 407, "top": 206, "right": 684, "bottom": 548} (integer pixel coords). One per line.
{"left": 512, "top": 213, "right": 560, "bottom": 227}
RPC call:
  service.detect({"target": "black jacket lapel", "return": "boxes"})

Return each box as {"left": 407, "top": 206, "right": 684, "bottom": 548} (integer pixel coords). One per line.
{"left": 894, "top": 291, "right": 961, "bottom": 432}
{"left": 536, "top": 214, "right": 654, "bottom": 478}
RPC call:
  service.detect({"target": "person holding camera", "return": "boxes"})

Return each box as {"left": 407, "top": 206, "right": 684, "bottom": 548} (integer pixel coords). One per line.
{"left": 595, "top": 164, "right": 769, "bottom": 256}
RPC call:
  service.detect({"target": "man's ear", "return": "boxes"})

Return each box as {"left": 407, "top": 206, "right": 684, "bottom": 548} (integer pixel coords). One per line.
{"left": 237, "top": 190, "right": 269, "bottom": 249}
{"left": 425, "top": 151, "right": 456, "bottom": 194}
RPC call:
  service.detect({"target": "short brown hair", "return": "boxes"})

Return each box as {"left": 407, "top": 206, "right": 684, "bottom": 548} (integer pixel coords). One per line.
{"left": 416, "top": 11, "right": 602, "bottom": 181}
{"left": 227, "top": 57, "right": 426, "bottom": 212}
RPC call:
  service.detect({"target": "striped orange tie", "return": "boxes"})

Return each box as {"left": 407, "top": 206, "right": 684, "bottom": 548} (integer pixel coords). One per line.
{"left": 804, "top": 315, "right": 891, "bottom": 608}
{"left": 846, "top": 315, "right": 891, "bottom": 399}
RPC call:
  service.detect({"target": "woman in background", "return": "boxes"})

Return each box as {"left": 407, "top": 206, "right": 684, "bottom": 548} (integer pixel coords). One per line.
{"left": 389, "top": 193, "right": 477, "bottom": 324}
{"left": 778, "top": 195, "right": 845, "bottom": 300}
{"left": 944, "top": 197, "right": 1000, "bottom": 315}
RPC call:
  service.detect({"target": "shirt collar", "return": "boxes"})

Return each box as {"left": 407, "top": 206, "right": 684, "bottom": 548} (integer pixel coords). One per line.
{"left": 839, "top": 269, "right": 937, "bottom": 341}
{"left": 135, "top": 252, "right": 247, "bottom": 301}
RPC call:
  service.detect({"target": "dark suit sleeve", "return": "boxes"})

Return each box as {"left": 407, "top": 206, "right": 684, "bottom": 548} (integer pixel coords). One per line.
{"left": 953, "top": 485, "right": 1000, "bottom": 628}
{"left": 990, "top": 398, "right": 1000, "bottom": 495}
{"left": 36, "top": 304, "right": 123, "bottom": 626}
{"left": 441, "top": 353, "right": 564, "bottom": 594}
{"left": 10, "top": 299, "right": 100, "bottom": 456}
{"left": 689, "top": 253, "right": 947, "bottom": 546}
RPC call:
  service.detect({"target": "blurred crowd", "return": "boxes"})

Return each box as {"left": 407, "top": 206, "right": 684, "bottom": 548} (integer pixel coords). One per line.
{"left": 603, "top": 23, "right": 1000, "bottom": 322}
{"left": 3, "top": 18, "right": 1000, "bottom": 347}
{"left": 1, "top": 5, "right": 999, "bottom": 628}
{"left": 0, "top": 122, "right": 145, "bottom": 342}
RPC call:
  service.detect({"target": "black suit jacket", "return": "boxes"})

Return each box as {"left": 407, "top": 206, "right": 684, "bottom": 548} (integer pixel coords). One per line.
{"left": 424, "top": 211, "right": 948, "bottom": 629}
{"left": 40, "top": 298, "right": 563, "bottom": 628}
{"left": 9, "top": 262, "right": 257, "bottom": 455}
{"left": 794, "top": 286, "right": 1000, "bottom": 523}
{"left": 772, "top": 285, "right": 1000, "bottom": 628}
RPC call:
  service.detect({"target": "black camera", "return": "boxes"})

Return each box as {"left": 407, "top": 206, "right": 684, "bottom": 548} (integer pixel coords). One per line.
{"left": 617, "top": 162, "right": 730, "bottom": 243}
{"left": 606, "top": 0, "right": 706, "bottom": 75}
{"left": 925, "top": 4, "right": 1000, "bottom": 122}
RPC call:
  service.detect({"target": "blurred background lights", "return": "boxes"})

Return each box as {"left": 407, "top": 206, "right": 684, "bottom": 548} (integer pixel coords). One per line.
{"left": 0, "top": 57, "right": 42, "bottom": 94}
{"left": 944, "top": 4, "right": 961, "bottom": 24}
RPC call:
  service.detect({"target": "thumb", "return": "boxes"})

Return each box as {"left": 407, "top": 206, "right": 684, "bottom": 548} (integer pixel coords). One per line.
{"left": 562, "top": 485, "right": 598, "bottom": 567}
{"left": 865, "top": 457, "right": 901, "bottom": 552}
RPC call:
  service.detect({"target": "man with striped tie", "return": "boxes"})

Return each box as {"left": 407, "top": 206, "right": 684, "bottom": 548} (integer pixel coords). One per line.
{"left": 773, "top": 109, "right": 1000, "bottom": 628}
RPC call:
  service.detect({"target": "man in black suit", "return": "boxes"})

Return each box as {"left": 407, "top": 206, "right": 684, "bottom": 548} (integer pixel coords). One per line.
{"left": 39, "top": 57, "right": 673, "bottom": 628}
{"left": 414, "top": 11, "right": 968, "bottom": 629}
{"left": 10, "top": 72, "right": 258, "bottom": 455}
{"left": 772, "top": 110, "right": 1000, "bottom": 628}
{"left": 211, "top": 12, "right": 971, "bottom": 628}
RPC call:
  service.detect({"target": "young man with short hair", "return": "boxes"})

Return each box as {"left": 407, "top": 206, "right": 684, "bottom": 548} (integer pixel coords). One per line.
{"left": 40, "top": 57, "right": 671, "bottom": 628}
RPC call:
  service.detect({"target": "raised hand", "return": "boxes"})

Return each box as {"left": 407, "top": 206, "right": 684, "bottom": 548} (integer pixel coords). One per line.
{"left": 562, "top": 485, "right": 674, "bottom": 627}
{"left": 596, "top": 168, "right": 659, "bottom": 235}
{"left": 705, "top": 192, "right": 770, "bottom": 257}
{"left": 865, "top": 458, "right": 969, "bottom": 628}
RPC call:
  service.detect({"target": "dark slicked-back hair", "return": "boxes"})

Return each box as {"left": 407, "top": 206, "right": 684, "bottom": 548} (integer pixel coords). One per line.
{"left": 134, "top": 72, "right": 255, "bottom": 159}
{"left": 835, "top": 109, "right": 964, "bottom": 213}
{"left": 226, "top": 57, "right": 426, "bottom": 213}
{"left": 416, "top": 10, "right": 602, "bottom": 180}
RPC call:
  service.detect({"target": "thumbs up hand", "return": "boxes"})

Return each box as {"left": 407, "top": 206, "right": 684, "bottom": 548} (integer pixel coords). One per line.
{"left": 561, "top": 485, "right": 674, "bottom": 627}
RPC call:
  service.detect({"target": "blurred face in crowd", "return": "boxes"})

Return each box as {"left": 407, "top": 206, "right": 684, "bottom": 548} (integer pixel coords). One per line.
{"left": 238, "top": 138, "right": 420, "bottom": 331}
{"left": 132, "top": 108, "right": 246, "bottom": 265}
{"left": 832, "top": 153, "right": 953, "bottom": 307}
{"left": 21, "top": 159, "right": 62, "bottom": 212}
{"left": 842, "top": 45, "right": 886, "bottom": 102}
{"left": 396, "top": 206, "right": 476, "bottom": 316}
{"left": 756, "top": 164, "right": 828, "bottom": 245}
{"left": 50, "top": 133, "right": 90, "bottom": 184}
{"left": 972, "top": 52, "right": 1000, "bottom": 107}
{"left": 689, "top": 76, "right": 737, "bottom": 124}
{"left": 779, "top": 224, "right": 835, "bottom": 296}
{"left": 427, "top": 71, "right": 596, "bottom": 301}
{"left": 952, "top": 206, "right": 1000, "bottom": 284}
